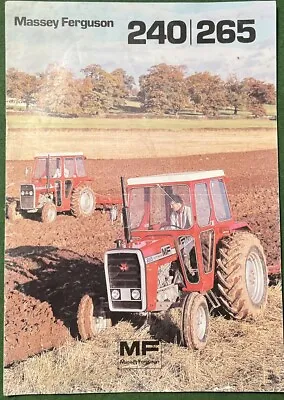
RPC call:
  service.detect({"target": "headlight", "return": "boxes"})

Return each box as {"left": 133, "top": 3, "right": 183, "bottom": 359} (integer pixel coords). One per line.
{"left": 131, "top": 289, "right": 141, "bottom": 300}
{"left": 29, "top": 191, "right": 33, "bottom": 196}
{"left": 111, "top": 289, "right": 120, "bottom": 300}
{"left": 21, "top": 191, "right": 25, "bottom": 195}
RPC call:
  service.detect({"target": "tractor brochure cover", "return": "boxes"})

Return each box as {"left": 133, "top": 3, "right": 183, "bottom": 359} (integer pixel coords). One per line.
{"left": 4, "top": 0, "right": 282, "bottom": 395}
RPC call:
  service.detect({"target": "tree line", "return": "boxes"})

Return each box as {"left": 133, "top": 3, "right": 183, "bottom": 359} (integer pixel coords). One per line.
{"left": 7, "top": 63, "right": 276, "bottom": 117}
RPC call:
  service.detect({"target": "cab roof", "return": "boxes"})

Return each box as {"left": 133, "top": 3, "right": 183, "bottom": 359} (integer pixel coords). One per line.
{"left": 127, "top": 170, "right": 225, "bottom": 185}
{"left": 35, "top": 152, "right": 84, "bottom": 158}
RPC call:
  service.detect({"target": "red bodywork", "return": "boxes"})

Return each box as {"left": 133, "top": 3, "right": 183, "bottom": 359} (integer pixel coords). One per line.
{"left": 125, "top": 175, "right": 249, "bottom": 312}
{"left": 31, "top": 155, "right": 91, "bottom": 212}
{"left": 23, "top": 154, "right": 121, "bottom": 211}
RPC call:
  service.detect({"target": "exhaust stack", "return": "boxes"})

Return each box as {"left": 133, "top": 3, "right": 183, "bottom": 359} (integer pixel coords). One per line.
{"left": 121, "top": 176, "right": 131, "bottom": 243}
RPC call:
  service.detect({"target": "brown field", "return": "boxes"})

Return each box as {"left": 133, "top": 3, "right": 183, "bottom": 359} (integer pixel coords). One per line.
{"left": 4, "top": 149, "right": 283, "bottom": 394}
{"left": 6, "top": 128, "right": 277, "bottom": 160}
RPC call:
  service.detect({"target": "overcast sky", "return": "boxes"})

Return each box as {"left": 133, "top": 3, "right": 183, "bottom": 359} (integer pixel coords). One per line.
{"left": 6, "top": 1, "right": 276, "bottom": 84}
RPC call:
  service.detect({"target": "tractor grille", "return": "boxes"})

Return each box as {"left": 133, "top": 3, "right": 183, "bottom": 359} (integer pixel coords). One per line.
{"left": 105, "top": 250, "right": 146, "bottom": 312}
{"left": 108, "top": 253, "right": 141, "bottom": 288}
{"left": 20, "top": 184, "right": 35, "bottom": 209}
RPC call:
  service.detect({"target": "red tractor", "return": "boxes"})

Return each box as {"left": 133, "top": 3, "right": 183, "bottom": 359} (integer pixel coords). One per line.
{"left": 78, "top": 170, "right": 271, "bottom": 349}
{"left": 7, "top": 152, "right": 121, "bottom": 223}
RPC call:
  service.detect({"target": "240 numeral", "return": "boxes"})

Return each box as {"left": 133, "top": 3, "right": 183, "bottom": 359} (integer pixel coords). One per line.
{"left": 128, "top": 20, "right": 186, "bottom": 44}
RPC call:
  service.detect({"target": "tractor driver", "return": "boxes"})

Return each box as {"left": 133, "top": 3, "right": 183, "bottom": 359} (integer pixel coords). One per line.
{"left": 170, "top": 194, "right": 192, "bottom": 229}
{"left": 170, "top": 194, "right": 196, "bottom": 277}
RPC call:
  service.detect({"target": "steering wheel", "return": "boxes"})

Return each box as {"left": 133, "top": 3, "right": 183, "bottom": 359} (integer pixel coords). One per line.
{"left": 160, "top": 224, "right": 183, "bottom": 230}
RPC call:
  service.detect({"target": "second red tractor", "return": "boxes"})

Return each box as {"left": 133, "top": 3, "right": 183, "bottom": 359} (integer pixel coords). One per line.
{"left": 7, "top": 152, "right": 121, "bottom": 223}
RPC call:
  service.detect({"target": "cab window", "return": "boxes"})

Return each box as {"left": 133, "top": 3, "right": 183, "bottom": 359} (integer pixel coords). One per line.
{"left": 64, "top": 158, "right": 76, "bottom": 177}
{"left": 129, "top": 184, "right": 191, "bottom": 230}
{"left": 34, "top": 158, "right": 46, "bottom": 178}
{"left": 51, "top": 158, "right": 61, "bottom": 178}
{"left": 195, "top": 183, "right": 211, "bottom": 226}
{"left": 76, "top": 157, "right": 86, "bottom": 177}
{"left": 211, "top": 179, "right": 231, "bottom": 221}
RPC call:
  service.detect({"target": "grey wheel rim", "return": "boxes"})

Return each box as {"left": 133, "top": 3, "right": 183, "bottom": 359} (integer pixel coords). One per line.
{"left": 92, "top": 316, "right": 108, "bottom": 334}
{"left": 47, "top": 207, "right": 56, "bottom": 221}
{"left": 245, "top": 251, "right": 265, "bottom": 304}
{"left": 80, "top": 190, "right": 94, "bottom": 214}
{"left": 195, "top": 304, "right": 207, "bottom": 341}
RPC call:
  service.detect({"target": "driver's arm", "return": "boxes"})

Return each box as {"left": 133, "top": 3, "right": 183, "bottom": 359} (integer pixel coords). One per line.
{"left": 185, "top": 205, "right": 193, "bottom": 227}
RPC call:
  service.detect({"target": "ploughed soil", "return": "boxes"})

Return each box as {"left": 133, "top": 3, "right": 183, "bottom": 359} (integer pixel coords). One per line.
{"left": 4, "top": 150, "right": 281, "bottom": 366}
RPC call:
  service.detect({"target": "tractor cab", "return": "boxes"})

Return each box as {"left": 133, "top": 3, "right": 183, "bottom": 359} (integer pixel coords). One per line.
{"left": 28, "top": 152, "right": 90, "bottom": 211}
{"left": 13, "top": 152, "right": 95, "bottom": 223}
{"left": 127, "top": 170, "right": 232, "bottom": 233}
{"left": 33, "top": 153, "right": 87, "bottom": 181}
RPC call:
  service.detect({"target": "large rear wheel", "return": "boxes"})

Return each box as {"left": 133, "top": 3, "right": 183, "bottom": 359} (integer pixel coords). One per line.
{"left": 215, "top": 231, "right": 268, "bottom": 319}
{"left": 71, "top": 184, "right": 95, "bottom": 217}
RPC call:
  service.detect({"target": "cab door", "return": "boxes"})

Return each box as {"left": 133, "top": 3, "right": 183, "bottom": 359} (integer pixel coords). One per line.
{"left": 193, "top": 182, "right": 216, "bottom": 291}
{"left": 61, "top": 157, "right": 76, "bottom": 210}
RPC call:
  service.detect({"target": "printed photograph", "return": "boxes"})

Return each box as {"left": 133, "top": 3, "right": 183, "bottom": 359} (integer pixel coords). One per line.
{"left": 4, "top": 0, "right": 282, "bottom": 394}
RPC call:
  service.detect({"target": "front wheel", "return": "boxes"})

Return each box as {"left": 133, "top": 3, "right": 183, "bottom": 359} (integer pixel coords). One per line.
{"left": 7, "top": 201, "right": 19, "bottom": 221}
{"left": 77, "top": 295, "right": 112, "bottom": 341}
{"left": 41, "top": 203, "right": 57, "bottom": 223}
{"left": 181, "top": 293, "right": 210, "bottom": 350}
{"left": 215, "top": 231, "right": 268, "bottom": 319}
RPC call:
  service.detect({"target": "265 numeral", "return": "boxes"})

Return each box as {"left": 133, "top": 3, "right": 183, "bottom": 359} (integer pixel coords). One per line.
{"left": 197, "top": 19, "right": 256, "bottom": 44}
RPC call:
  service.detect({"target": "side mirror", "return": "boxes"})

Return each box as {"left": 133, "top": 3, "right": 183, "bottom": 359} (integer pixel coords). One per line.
{"left": 24, "top": 166, "right": 32, "bottom": 177}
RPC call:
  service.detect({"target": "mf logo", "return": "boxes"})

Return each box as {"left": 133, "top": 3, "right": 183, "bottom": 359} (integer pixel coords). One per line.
{"left": 118, "top": 340, "right": 162, "bottom": 369}
{"left": 161, "top": 244, "right": 171, "bottom": 256}
{"left": 119, "top": 262, "right": 129, "bottom": 271}
{"left": 120, "top": 340, "right": 160, "bottom": 356}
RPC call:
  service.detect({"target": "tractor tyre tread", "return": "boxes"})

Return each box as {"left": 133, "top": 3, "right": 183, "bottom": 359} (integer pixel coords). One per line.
{"left": 77, "top": 294, "right": 112, "bottom": 341}
{"left": 70, "top": 184, "right": 95, "bottom": 218}
{"left": 215, "top": 231, "right": 268, "bottom": 320}
{"left": 77, "top": 295, "right": 94, "bottom": 341}
{"left": 41, "top": 203, "right": 57, "bottom": 223}
{"left": 182, "top": 292, "right": 210, "bottom": 350}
